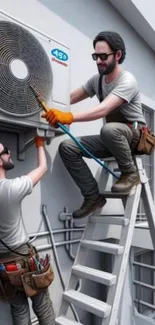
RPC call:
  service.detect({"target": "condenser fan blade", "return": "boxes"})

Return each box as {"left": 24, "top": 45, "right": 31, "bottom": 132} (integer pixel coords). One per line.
{"left": 0, "top": 20, "right": 53, "bottom": 117}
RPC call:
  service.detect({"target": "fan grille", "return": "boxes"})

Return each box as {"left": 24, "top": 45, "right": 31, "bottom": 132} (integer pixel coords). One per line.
{"left": 0, "top": 20, "right": 53, "bottom": 117}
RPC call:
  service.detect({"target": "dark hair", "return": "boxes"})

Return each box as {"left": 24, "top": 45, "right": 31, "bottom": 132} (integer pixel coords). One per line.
{"left": 93, "top": 31, "right": 126, "bottom": 64}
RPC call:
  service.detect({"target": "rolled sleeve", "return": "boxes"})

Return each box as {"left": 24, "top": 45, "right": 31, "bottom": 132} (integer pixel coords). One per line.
{"left": 82, "top": 74, "right": 98, "bottom": 98}
{"left": 111, "top": 74, "right": 138, "bottom": 103}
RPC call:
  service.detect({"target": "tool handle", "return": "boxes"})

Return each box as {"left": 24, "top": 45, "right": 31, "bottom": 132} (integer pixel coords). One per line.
{"left": 29, "top": 85, "right": 49, "bottom": 113}
{"left": 39, "top": 98, "right": 49, "bottom": 113}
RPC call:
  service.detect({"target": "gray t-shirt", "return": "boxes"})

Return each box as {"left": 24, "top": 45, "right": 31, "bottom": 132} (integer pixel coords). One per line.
{"left": 0, "top": 176, "right": 33, "bottom": 253}
{"left": 83, "top": 70, "right": 146, "bottom": 124}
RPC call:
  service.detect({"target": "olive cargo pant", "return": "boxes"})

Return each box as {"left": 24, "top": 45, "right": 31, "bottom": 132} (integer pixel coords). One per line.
{"left": 59, "top": 122, "right": 140, "bottom": 199}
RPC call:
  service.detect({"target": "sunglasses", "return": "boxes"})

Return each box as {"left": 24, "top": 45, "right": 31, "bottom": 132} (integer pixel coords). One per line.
{"left": 92, "top": 52, "right": 115, "bottom": 61}
{"left": 0, "top": 146, "right": 9, "bottom": 157}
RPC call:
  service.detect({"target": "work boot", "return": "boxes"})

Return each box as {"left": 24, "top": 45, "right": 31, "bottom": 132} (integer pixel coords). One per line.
{"left": 73, "top": 194, "right": 107, "bottom": 219}
{"left": 111, "top": 171, "right": 140, "bottom": 194}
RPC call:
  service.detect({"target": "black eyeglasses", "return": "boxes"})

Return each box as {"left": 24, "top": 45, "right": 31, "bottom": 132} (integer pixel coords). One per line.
{"left": 0, "top": 146, "right": 9, "bottom": 157}
{"left": 92, "top": 52, "right": 115, "bottom": 61}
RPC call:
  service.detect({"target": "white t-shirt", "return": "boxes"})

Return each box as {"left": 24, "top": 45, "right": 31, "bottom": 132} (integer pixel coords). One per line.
{"left": 0, "top": 176, "right": 33, "bottom": 253}
{"left": 83, "top": 70, "right": 146, "bottom": 124}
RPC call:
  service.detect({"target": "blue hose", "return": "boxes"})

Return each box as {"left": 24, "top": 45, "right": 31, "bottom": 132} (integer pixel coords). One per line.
{"left": 57, "top": 123, "right": 119, "bottom": 179}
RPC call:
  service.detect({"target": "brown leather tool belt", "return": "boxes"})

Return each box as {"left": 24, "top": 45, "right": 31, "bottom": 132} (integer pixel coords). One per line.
{"left": 127, "top": 123, "right": 155, "bottom": 155}
{"left": 0, "top": 248, "right": 54, "bottom": 300}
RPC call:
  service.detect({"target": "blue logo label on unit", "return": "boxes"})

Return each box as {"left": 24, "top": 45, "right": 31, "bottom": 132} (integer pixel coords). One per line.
{"left": 51, "top": 49, "right": 68, "bottom": 61}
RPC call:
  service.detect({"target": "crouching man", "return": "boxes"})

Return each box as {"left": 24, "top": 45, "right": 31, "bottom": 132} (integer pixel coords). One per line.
{"left": 43, "top": 31, "right": 146, "bottom": 219}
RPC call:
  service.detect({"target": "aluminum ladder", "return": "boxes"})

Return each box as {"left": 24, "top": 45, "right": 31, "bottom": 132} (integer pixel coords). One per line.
{"left": 55, "top": 157, "right": 155, "bottom": 325}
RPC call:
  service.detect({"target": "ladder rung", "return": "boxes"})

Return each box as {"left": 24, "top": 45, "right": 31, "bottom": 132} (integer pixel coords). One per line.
{"left": 72, "top": 265, "right": 116, "bottom": 286}
{"left": 89, "top": 216, "right": 129, "bottom": 226}
{"left": 56, "top": 316, "right": 83, "bottom": 325}
{"left": 63, "top": 290, "right": 111, "bottom": 318}
{"left": 101, "top": 191, "right": 128, "bottom": 198}
{"left": 81, "top": 240, "right": 124, "bottom": 255}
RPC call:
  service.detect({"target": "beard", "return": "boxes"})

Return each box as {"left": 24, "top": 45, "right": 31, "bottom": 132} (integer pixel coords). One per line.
{"left": 2, "top": 159, "right": 14, "bottom": 171}
{"left": 97, "top": 57, "right": 116, "bottom": 75}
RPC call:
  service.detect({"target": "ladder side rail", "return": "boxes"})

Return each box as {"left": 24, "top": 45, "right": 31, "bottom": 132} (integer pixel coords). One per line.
{"left": 103, "top": 184, "right": 142, "bottom": 325}
{"left": 56, "top": 165, "right": 111, "bottom": 319}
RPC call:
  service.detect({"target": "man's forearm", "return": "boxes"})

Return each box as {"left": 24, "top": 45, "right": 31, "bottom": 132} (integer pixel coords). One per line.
{"left": 72, "top": 94, "right": 125, "bottom": 122}
{"left": 37, "top": 146, "right": 47, "bottom": 172}
{"left": 73, "top": 103, "right": 107, "bottom": 122}
{"left": 27, "top": 144, "right": 47, "bottom": 186}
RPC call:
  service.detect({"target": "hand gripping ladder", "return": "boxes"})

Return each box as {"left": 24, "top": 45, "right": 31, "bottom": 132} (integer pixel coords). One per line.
{"left": 55, "top": 157, "right": 155, "bottom": 325}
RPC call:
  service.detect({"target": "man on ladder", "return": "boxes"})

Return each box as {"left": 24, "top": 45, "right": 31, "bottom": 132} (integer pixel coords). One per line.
{"left": 41, "top": 31, "right": 155, "bottom": 325}
{"left": 42, "top": 30, "right": 147, "bottom": 219}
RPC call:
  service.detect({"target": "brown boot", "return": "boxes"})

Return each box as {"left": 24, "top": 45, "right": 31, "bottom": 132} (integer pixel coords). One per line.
{"left": 73, "top": 195, "right": 107, "bottom": 219}
{"left": 111, "top": 171, "right": 140, "bottom": 194}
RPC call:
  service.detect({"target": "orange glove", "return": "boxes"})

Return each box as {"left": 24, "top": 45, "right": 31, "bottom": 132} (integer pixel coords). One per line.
{"left": 42, "top": 109, "right": 73, "bottom": 126}
{"left": 35, "top": 136, "right": 45, "bottom": 147}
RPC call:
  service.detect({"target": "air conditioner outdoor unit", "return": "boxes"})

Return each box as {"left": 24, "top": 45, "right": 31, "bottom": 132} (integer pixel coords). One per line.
{"left": 0, "top": 10, "right": 70, "bottom": 134}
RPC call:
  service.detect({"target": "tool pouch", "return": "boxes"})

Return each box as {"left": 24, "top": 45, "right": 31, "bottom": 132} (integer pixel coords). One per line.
{"left": 0, "top": 256, "right": 28, "bottom": 300}
{"left": 137, "top": 128, "right": 155, "bottom": 155}
{"left": 21, "top": 270, "right": 40, "bottom": 297}
{"left": 0, "top": 268, "right": 28, "bottom": 300}
{"left": 21, "top": 264, "right": 54, "bottom": 297}
{"left": 32, "top": 264, "right": 54, "bottom": 289}
{"left": 6, "top": 269, "right": 26, "bottom": 287}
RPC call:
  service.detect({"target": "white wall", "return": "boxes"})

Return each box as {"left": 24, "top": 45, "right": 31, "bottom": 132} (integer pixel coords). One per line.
{"left": 0, "top": 0, "right": 155, "bottom": 324}
{"left": 132, "top": 0, "right": 155, "bottom": 31}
